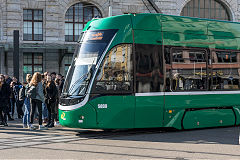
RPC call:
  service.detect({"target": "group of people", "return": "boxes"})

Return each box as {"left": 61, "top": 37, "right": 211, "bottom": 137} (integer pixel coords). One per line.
{"left": 0, "top": 72, "right": 64, "bottom": 130}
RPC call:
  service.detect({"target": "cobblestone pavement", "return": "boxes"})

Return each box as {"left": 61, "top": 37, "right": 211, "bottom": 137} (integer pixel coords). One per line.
{"left": 0, "top": 120, "right": 239, "bottom": 160}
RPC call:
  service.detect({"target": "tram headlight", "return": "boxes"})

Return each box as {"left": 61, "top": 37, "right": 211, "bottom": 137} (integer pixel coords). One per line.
{"left": 80, "top": 116, "right": 85, "bottom": 119}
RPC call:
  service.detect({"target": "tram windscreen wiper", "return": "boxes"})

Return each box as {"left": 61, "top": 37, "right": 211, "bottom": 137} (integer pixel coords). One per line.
{"left": 67, "top": 73, "right": 88, "bottom": 95}
{"left": 66, "top": 62, "right": 95, "bottom": 96}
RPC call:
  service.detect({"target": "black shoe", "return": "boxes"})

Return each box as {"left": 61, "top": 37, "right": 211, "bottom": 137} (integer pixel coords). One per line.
{"left": 0, "top": 122, "right": 4, "bottom": 125}
{"left": 44, "top": 123, "right": 50, "bottom": 127}
{"left": 3, "top": 123, "right": 8, "bottom": 126}
{"left": 48, "top": 123, "right": 54, "bottom": 128}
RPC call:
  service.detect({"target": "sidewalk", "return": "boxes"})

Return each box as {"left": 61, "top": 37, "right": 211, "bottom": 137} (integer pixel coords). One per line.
{"left": 0, "top": 120, "right": 239, "bottom": 159}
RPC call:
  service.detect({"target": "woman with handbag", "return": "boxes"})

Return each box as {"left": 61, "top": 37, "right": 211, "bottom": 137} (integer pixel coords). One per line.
{"left": 28, "top": 72, "right": 46, "bottom": 130}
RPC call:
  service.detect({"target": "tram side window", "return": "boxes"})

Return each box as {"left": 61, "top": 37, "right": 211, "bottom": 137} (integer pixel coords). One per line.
{"left": 92, "top": 44, "right": 133, "bottom": 93}
{"left": 166, "top": 48, "right": 207, "bottom": 91}
{"left": 211, "top": 51, "right": 240, "bottom": 90}
{"left": 165, "top": 47, "right": 171, "bottom": 91}
{"left": 135, "top": 44, "right": 164, "bottom": 93}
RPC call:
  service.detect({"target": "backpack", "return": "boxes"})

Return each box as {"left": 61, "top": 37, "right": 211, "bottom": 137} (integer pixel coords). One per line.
{"left": 19, "top": 86, "right": 26, "bottom": 101}
{"left": 26, "top": 85, "right": 37, "bottom": 99}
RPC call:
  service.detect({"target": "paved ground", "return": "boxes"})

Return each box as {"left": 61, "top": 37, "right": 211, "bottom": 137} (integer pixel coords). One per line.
{"left": 0, "top": 120, "right": 239, "bottom": 160}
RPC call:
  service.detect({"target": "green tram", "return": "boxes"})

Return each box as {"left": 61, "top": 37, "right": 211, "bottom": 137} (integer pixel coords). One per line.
{"left": 59, "top": 13, "right": 240, "bottom": 130}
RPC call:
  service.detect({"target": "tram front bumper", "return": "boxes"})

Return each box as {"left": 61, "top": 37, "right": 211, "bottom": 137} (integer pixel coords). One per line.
{"left": 59, "top": 103, "right": 97, "bottom": 129}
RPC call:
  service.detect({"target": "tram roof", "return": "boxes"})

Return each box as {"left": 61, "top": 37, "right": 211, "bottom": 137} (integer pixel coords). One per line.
{"left": 86, "top": 13, "right": 240, "bottom": 36}
{"left": 91, "top": 13, "right": 240, "bottom": 24}
{"left": 84, "top": 13, "right": 240, "bottom": 50}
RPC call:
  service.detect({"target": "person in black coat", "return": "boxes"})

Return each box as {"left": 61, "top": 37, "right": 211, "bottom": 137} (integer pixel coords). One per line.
{"left": 4, "top": 74, "right": 13, "bottom": 121}
{"left": 9, "top": 81, "right": 16, "bottom": 118}
{"left": 44, "top": 75, "right": 58, "bottom": 127}
{"left": 0, "top": 74, "right": 10, "bottom": 126}
{"left": 56, "top": 74, "right": 64, "bottom": 95}
{"left": 4, "top": 74, "right": 12, "bottom": 86}
{"left": 11, "top": 77, "right": 24, "bottom": 119}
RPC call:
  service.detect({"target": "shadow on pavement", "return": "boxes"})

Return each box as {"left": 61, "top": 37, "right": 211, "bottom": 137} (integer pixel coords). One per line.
{"left": 76, "top": 126, "right": 240, "bottom": 145}
{"left": 1, "top": 119, "right": 239, "bottom": 146}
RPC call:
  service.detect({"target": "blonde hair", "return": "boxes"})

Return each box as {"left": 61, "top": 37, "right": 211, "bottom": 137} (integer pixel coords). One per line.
{"left": 26, "top": 74, "right": 32, "bottom": 84}
{"left": 30, "top": 72, "right": 42, "bottom": 86}
{"left": 0, "top": 74, "right": 5, "bottom": 88}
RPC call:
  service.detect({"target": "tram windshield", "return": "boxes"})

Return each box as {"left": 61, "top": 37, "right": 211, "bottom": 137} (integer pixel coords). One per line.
{"left": 62, "top": 29, "right": 117, "bottom": 96}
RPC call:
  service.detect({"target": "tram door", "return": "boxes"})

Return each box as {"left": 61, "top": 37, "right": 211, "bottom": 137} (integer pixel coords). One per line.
{"left": 134, "top": 44, "right": 165, "bottom": 128}
{"left": 90, "top": 44, "right": 135, "bottom": 128}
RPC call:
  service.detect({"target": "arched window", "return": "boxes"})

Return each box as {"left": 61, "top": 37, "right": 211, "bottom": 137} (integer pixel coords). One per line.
{"left": 181, "top": 0, "right": 231, "bottom": 21}
{"left": 65, "top": 3, "right": 102, "bottom": 42}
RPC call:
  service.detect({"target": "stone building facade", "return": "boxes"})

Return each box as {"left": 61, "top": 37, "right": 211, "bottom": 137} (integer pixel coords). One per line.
{"left": 0, "top": 0, "right": 239, "bottom": 82}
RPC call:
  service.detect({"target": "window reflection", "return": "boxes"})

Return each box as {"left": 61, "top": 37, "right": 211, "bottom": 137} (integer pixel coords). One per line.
{"left": 135, "top": 44, "right": 164, "bottom": 93}
{"left": 215, "top": 51, "right": 237, "bottom": 63}
{"left": 165, "top": 47, "right": 240, "bottom": 91}
{"left": 173, "top": 51, "right": 184, "bottom": 63}
{"left": 166, "top": 48, "right": 207, "bottom": 91}
{"left": 94, "top": 44, "right": 133, "bottom": 93}
{"left": 211, "top": 50, "right": 240, "bottom": 90}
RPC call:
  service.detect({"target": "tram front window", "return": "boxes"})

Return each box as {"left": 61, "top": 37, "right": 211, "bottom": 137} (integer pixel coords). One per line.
{"left": 62, "top": 29, "right": 117, "bottom": 96}
{"left": 92, "top": 44, "right": 133, "bottom": 93}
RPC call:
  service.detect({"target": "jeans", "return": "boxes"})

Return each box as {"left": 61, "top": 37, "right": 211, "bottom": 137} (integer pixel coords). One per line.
{"left": 42, "top": 103, "right": 48, "bottom": 119}
{"left": 23, "top": 98, "right": 31, "bottom": 126}
{"left": 30, "top": 99, "right": 43, "bottom": 125}
{"left": 10, "top": 98, "right": 15, "bottom": 117}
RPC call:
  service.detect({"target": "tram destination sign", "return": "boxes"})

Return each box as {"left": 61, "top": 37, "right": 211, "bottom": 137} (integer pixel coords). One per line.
{"left": 88, "top": 32, "right": 104, "bottom": 41}
{"left": 80, "top": 29, "right": 118, "bottom": 43}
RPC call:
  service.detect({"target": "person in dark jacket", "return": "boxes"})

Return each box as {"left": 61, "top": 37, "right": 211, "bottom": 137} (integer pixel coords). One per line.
{"left": 56, "top": 74, "right": 64, "bottom": 95}
{"left": 4, "top": 74, "right": 13, "bottom": 121}
{"left": 50, "top": 72, "right": 56, "bottom": 81}
{"left": 0, "top": 74, "right": 10, "bottom": 126}
{"left": 44, "top": 75, "right": 58, "bottom": 127}
{"left": 12, "top": 77, "right": 24, "bottom": 119}
{"left": 4, "top": 74, "right": 12, "bottom": 85}
{"left": 42, "top": 72, "right": 49, "bottom": 123}
{"left": 9, "top": 81, "right": 16, "bottom": 118}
